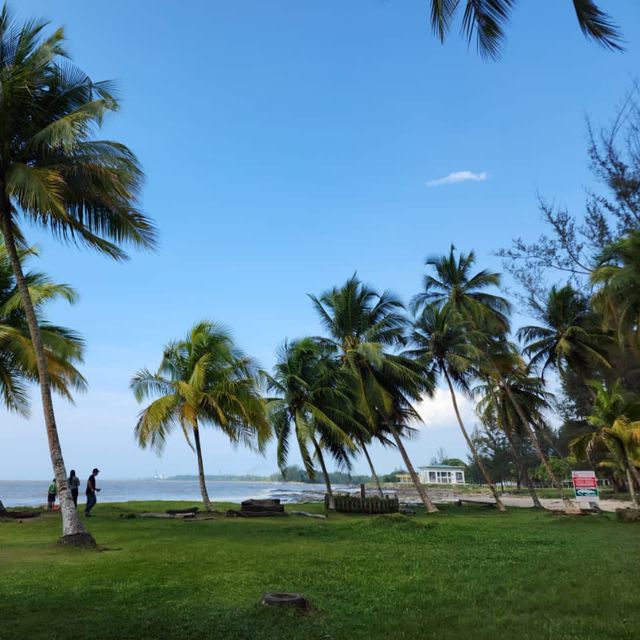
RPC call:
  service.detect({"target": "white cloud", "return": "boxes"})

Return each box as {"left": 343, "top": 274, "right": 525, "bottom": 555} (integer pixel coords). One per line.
{"left": 415, "top": 386, "right": 476, "bottom": 431}
{"left": 426, "top": 170, "right": 488, "bottom": 187}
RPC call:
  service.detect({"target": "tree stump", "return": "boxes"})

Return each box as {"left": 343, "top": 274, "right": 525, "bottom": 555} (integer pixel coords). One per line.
{"left": 261, "top": 592, "right": 310, "bottom": 612}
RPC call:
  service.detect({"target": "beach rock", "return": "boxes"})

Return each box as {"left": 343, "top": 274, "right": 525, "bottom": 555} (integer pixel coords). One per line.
{"left": 616, "top": 507, "right": 640, "bottom": 523}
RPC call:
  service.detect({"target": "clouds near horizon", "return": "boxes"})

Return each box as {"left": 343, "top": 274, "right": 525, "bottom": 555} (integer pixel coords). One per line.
{"left": 427, "top": 170, "right": 488, "bottom": 187}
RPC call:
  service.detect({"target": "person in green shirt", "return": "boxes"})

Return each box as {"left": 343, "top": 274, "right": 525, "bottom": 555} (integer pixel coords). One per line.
{"left": 47, "top": 479, "right": 57, "bottom": 510}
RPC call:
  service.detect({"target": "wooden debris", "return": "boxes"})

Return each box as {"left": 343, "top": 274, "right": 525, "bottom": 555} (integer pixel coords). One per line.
{"left": 288, "top": 510, "right": 327, "bottom": 520}
{"left": 328, "top": 494, "right": 399, "bottom": 514}
{"left": 166, "top": 507, "right": 199, "bottom": 516}
{"left": 140, "top": 512, "right": 196, "bottom": 519}
{"left": 226, "top": 498, "right": 288, "bottom": 518}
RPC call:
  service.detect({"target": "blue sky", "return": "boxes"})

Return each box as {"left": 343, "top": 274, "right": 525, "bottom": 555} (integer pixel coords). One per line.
{"left": 2, "top": 1, "right": 639, "bottom": 480}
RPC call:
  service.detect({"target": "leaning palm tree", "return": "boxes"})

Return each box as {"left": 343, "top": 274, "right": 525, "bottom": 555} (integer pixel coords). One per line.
{"left": 265, "top": 338, "right": 358, "bottom": 509}
{"left": 311, "top": 275, "right": 439, "bottom": 513}
{"left": 0, "top": 6, "right": 156, "bottom": 544}
{"left": 0, "top": 242, "right": 87, "bottom": 414}
{"left": 428, "top": 0, "right": 622, "bottom": 60}
{"left": 474, "top": 376, "right": 542, "bottom": 508}
{"left": 131, "top": 322, "right": 270, "bottom": 511}
{"left": 482, "top": 344, "right": 573, "bottom": 505}
{"left": 518, "top": 285, "right": 610, "bottom": 381}
{"left": 571, "top": 381, "right": 640, "bottom": 507}
{"left": 411, "top": 307, "right": 506, "bottom": 511}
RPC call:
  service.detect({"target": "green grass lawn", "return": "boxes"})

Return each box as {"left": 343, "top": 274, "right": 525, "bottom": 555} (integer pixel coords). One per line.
{"left": 1, "top": 502, "right": 638, "bottom": 640}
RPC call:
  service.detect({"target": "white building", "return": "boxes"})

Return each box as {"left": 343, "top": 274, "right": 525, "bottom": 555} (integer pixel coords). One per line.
{"left": 418, "top": 464, "right": 466, "bottom": 485}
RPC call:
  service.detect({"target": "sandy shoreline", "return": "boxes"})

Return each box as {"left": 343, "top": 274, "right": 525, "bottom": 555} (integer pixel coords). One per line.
{"left": 384, "top": 485, "right": 633, "bottom": 512}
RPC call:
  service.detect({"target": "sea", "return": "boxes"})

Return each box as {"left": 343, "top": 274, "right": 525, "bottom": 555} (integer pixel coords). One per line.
{"left": 0, "top": 478, "right": 356, "bottom": 508}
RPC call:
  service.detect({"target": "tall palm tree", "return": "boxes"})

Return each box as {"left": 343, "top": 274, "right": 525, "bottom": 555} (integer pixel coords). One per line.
{"left": 0, "top": 242, "right": 86, "bottom": 414}
{"left": 266, "top": 338, "right": 358, "bottom": 509}
{"left": 411, "top": 307, "right": 506, "bottom": 510}
{"left": 571, "top": 381, "right": 640, "bottom": 507}
{"left": 311, "top": 275, "right": 439, "bottom": 513}
{"left": 518, "top": 285, "right": 610, "bottom": 380}
{"left": 428, "top": 0, "right": 623, "bottom": 60}
{"left": 411, "top": 246, "right": 511, "bottom": 334}
{"left": 0, "top": 7, "right": 156, "bottom": 544}
{"left": 131, "top": 322, "right": 269, "bottom": 511}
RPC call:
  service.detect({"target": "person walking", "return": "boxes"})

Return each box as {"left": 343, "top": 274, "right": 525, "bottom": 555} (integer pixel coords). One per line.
{"left": 47, "top": 478, "right": 57, "bottom": 510}
{"left": 68, "top": 470, "right": 81, "bottom": 508}
{"left": 84, "top": 468, "right": 101, "bottom": 517}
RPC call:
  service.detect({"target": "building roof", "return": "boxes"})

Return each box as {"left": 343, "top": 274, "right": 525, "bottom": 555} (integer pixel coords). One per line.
{"left": 419, "top": 464, "right": 465, "bottom": 470}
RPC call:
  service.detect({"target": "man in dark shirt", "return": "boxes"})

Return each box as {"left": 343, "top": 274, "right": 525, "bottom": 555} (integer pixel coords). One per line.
{"left": 84, "top": 468, "right": 100, "bottom": 517}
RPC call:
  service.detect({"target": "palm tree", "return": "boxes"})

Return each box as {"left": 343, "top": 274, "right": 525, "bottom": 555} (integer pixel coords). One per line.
{"left": 0, "top": 242, "right": 87, "bottom": 414}
{"left": 428, "top": 0, "right": 623, "bottom": 60}
{"left": 518, "top": 285, "right": 610, "bottom": 380}
{"left": 411, "top": 246, "right": 511, "bottom": 334}
{"left": 411, "top": 307, "right": 506, "bottom": 510}
{"left": 0, "top": 7, "right": 156, "bottom": 544}
{"left": 484, "top": 346, "right": 573, "bottom": 504}
{"left": 311, "top": 275, "right": 439, "bottom": 513}
{"left": 131, "top": 322, "right": 269, "bottom": 511}
{"left": 265, "top": 338, "right": 358, "bottom": 509}
{"left": 571, "top": 381, "right": 640, "bottom": 507}
{"left": 474, "top": 376, "right": 542, "bottom": 508}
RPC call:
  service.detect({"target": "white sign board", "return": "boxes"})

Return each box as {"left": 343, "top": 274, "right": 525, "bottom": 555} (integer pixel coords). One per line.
{"left": 571, "top": 470, "right": 599, "bottom": 505}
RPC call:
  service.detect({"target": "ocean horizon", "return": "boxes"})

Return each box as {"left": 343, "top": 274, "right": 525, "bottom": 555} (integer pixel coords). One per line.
{"left": 0, "top": 478, "right": 356, "bottom": 508}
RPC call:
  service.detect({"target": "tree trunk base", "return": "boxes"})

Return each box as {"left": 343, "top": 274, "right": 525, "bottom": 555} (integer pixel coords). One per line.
{"left": 59, "top": 532, "right": 97, "bottom": 548}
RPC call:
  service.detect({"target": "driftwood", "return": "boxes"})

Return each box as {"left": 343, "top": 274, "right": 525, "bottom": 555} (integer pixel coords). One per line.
{"left": 226, "top": 509, "right": 288, "bottom": 518}
{"left": 289, "top": 510, "right": 327, "bottom": 520}
{"left": 140, "top": 512, "right": 196, "bottom": 519}
{"left": 457, "top": 499, "right": 496, "bottom": 508}
{"left": 166, "top": 507, "right": 199, "bottom": 515}
{"left": 0, "top": 500, "right": 41, "bottom": 520}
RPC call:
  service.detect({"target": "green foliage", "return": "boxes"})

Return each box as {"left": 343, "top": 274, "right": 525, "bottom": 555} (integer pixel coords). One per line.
{"left": 531, "top": 457, "right": 573, "bottom": 484}
{"left": 266, "top": 338, "right": 357, "bottom": 480}
{"left": 0, "top": 240, "right": 86, "bottom": 413}
{"left": 0, "top": 4, "right": 156, "bottom": 257}
{"left": 132, "top": 321, "right": 269, "bottom": 453}
{"left": 428, "top": 0, "right": 623, "bottom": 60}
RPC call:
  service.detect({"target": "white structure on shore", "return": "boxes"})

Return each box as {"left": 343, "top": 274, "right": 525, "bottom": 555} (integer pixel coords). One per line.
{"left": 418, "top": 464, "right": 466, "bottom": 485}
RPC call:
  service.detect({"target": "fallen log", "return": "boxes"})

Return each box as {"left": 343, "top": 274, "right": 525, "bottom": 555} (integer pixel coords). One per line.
{"left": 226, "top": 509, "right": 288, "bottom": 518}
{"left": 456, "top": 499, "right": 496, "bottom": 508}
{"left": 288, "top": 510, "right": 327, "bottom": 520}
{"left": 140, "top": 512, "right": 196, "bottom": 519}
{"left": 166, "top": 507, "right": 199, "bottom": 515}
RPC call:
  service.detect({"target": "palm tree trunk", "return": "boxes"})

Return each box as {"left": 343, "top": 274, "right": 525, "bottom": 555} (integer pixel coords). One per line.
{"left": 388, "top": 423, "right": 438, "bottom": 513}
{"left": 625, "top": 456, "right": 640, "bottom": 508}
{"left": 500, "top": 379, "right": 572, "bottom": 507}
{"left": 505, "top": 430, "right": 543, "bottom": 508}
{"left": 311, "top": 437, "right": 335, "bottom": 510}
{"left": 192, "top": 425, "right": 213, "bottom": 511}
{"left": 443, "top": 369, "right": 506, "bottom": 512}
{"left": 361, "top": 440, "right": 384, "bottom": 497}
{"left": 0, "top": 214, "right": 95, "bottom": 546}
{"left": 625, "top": 466, "right": 639, "bottom": 508}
